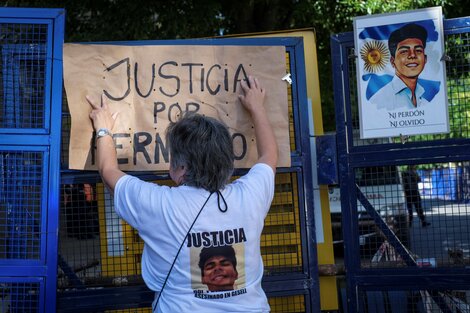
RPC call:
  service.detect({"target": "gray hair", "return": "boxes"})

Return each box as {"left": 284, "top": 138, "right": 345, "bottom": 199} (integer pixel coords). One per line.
{"left": 166, "top": 113, "right": 234, "bottom": 192}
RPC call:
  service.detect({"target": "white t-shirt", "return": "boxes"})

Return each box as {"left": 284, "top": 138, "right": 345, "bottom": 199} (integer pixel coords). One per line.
{"left": 114, "top": 163, "right": 274, "bottom": 313}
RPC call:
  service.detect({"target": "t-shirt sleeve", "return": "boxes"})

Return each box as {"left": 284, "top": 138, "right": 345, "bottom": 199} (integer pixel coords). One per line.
{"left": 234, "top": 163, "right": 275, "bottom": 217}
{"left": 114, "top": 175, "right": 166, "bottom": 230}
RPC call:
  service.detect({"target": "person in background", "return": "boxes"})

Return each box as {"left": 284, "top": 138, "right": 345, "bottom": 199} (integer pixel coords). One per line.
{"left": 402, "top": 165, "right": 430, "bottom": 227}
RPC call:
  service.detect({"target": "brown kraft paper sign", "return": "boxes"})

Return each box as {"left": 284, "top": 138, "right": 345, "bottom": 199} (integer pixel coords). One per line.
{"left": 63, "top": 44, "right": 290, "bottom": 171}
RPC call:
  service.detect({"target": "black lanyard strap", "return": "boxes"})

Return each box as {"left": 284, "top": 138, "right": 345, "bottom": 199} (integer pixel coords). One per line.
{"left": 153, "top": 191, "right": 217, "bottom": 311}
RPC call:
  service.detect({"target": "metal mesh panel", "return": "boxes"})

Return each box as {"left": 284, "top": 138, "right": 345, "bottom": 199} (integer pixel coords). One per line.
{"left": 444, "top": 31, "right": 470, "bottom": 140}
{"left": 345, "top": 28, "right": 470, "bottom": 146}
{"left": 57, "top": 171, "right": 304, "bottom": 308}
{"left": 263, "top": 172, "right": 303, "bottom": 274}
{"left": 355, "top": 165, "right": 410, "bottom": 266}
{"left": 0, "top": 281, "right": 40, "bottom": 313}
{"left": 0, "top": 151, "right": 43, "bottom": 260}
{"left": 269, "top": 294, "right": 306, "bottom": 312}
{"left": 358, "top": 288, "right": 470, "bottom": 312}
{"left": 353, "top": 162, "right": 470, "bottom": 269}
{"left": 0, "top": 23, "right": 48, "bottom": 129}
{"left": 58, "top": 182, "right": 102, "bottom": 290}
{"left": 71, "top": 295, "right": 307, "bottom": 313}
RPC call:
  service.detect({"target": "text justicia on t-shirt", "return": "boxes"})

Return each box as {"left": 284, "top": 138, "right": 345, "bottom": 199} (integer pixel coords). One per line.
{"left": 186, "top": 228, "right": 247, "bottom": 248}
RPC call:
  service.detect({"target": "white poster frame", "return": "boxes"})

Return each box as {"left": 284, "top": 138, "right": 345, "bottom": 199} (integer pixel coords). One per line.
{"left": 353, "top": 7, "right": 449, "bottom": 139}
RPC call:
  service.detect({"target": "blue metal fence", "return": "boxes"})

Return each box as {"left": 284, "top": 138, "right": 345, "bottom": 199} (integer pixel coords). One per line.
{"left": 0, "top": 7, "right": 64, "bottom": 313}
{"left": 331, "top": 15, "right": 470, "bottom": 313}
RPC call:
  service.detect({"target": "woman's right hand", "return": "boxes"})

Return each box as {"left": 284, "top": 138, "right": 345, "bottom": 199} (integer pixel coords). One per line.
{"left": 87, "top": 93, "right": 117, "bottom": 132}
{"left": 238, "top": 76, "right": 266, "bottom": 114}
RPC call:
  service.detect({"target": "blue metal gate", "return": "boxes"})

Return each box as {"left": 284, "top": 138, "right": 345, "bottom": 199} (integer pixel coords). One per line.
{"left": 57, "top": 37, "right": 321, "bottom": 312}
{"left": 331, "top": 16, "right": 470, "bottom": 313}
{"left": 0, "top": 8, "right": 64, "bottom": 312}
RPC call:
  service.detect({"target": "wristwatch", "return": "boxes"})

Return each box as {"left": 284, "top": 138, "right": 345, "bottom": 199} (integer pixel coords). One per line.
{"left": 96, "top": 128, "right": 112, "bottom": 139}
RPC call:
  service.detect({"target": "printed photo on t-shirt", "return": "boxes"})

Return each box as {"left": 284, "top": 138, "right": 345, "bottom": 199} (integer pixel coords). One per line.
{"left": 188, "top": 228, "right": 247, "bottom": 295}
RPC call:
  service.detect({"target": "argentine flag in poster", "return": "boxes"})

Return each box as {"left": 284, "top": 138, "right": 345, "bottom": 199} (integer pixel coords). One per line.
{"left": 353, "top": 7, "right": 449, "bottom": 139}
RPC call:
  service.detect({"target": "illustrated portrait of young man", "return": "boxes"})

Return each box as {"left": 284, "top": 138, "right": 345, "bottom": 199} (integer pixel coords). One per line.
{"left": 355, "top": 8, "right": 448, "bottom": 138}
{"left": 198, "top": 245, "right": 239, "bottom": 292}
{"left": 368, "top": 23, "right": 440, "bottom": 110}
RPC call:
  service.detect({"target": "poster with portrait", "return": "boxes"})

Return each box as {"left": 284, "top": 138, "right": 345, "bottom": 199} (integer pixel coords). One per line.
{"left": 353, "top": 7, "right": 449, "bottom": 139}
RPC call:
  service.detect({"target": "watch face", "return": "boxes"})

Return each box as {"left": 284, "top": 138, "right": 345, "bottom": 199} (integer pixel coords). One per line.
{"left": 97, "top": 129, "right": 109, "bottom": 137}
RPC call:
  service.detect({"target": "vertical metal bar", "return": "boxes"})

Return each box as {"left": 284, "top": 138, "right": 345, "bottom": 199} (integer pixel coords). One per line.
{"left": 331, "top": 32, "right": 361, "bottom": 313}
{"left": 290, "top": 38, "right": 322, "bottom": 312}
{"left": 45, "top": 9, "right": 65, "bottom": 312}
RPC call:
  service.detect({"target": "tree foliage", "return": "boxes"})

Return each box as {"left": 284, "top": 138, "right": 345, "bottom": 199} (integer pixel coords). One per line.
{"left": 2, "top": 0, "right": 469, "bottom": 131}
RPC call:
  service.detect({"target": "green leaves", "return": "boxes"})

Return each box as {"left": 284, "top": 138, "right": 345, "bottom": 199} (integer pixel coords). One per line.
{"left": 4, "top": 0, "right": 468, "bottom": 132}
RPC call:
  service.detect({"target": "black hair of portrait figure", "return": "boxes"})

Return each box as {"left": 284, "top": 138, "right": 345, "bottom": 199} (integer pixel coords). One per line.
{"left": 198, "top": 245, "right": 239, "bottom": 292}
{"left": 388, "top": 23, "right": 428, "bottom": 56}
